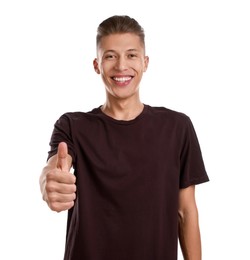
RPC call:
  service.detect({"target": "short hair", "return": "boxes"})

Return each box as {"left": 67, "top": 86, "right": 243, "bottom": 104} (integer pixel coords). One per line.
{"left": 96, "top": 15, "right": 145, "bottom": 48}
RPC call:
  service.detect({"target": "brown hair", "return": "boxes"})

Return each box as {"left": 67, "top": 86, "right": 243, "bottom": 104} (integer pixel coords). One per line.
{"left": 96, "top": 15, "right": 145, "bottom": 48}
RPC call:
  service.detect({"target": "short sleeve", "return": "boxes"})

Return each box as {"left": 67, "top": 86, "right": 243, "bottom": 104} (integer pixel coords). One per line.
{"left": 179, "top": 117, "right": 209, "bottom": 188}
{"left": 47, "top": 113, "right": 76, "bottom": 163}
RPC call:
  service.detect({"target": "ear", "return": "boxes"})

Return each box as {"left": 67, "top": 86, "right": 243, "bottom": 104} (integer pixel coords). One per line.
{"left": 93, "top": 58, "right": 100, "bottom": 74}
{"left": 143, "top": 56, "right": 149, "bottom": 72}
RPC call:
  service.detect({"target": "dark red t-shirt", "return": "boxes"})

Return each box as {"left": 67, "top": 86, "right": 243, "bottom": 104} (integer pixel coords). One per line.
{"left": 48, "top": 105, "right": 209, "bottom": 260}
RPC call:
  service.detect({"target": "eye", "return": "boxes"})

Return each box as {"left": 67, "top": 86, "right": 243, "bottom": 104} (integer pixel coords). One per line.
{"left": 128, "top": 53, "right": 137, "bottom": 58}
{"left": 104, "top": 54, "right": 116, "bottom": 60}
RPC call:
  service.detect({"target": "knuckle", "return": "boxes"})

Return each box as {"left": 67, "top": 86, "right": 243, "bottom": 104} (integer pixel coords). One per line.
{"left": 45, "top": 183, "right": 56, "bottom": 193}
{"left": 46, "top": 171, "right": 55, "bottom": 181}
{"left": 71, "top": 184, "right": 77, "bottom": 193}
{"left": 47, "top": 193, "right": 57, "bottom": 203}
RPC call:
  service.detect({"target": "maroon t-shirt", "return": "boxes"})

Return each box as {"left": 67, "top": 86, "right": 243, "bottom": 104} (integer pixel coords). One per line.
{"left": 48, "top": 105, "right": 209, "bottom": 260}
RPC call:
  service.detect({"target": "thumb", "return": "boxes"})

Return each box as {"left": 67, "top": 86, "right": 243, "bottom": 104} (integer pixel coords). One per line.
{"left": 56, "top": 142, "right": 69, "bottom": 172}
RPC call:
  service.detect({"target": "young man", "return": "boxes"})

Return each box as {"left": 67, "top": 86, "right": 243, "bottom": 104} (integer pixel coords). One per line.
{"left": 40, "top": 15, "right": 209, "bottom": 260}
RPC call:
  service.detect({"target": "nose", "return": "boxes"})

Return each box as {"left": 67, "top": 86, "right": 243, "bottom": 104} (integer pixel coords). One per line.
{"left": 114, "top": 56, "right": 128, "bottom": 71}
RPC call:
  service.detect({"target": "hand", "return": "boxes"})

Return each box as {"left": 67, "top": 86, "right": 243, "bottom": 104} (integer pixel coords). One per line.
{"left": 44, "top": 142, "right": 76, "bottom": 212}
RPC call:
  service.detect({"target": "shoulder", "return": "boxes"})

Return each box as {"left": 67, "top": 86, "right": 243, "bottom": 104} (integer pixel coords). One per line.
{"left": 146, "top": 105, "right": 191, "bottom": 125}
{"left": 57, "top": 107, "right": 102, "bottom": 122}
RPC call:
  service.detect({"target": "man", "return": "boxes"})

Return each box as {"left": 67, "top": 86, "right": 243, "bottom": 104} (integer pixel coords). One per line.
{"left": 40, "top": 15, "right": 209, "bottom": 260}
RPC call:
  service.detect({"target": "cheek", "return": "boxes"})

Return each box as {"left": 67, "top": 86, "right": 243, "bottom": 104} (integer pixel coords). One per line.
{"left": 100, "top": 62, "right": 112, "bottom": 74}
{"left": 137, "top": 65, "right": 146, "bottom": 74}
{"left": 135, "top": 60, "right": 147, "bottom": 72}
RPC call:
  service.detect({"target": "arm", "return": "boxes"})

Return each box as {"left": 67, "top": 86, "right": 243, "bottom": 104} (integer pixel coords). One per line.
{"left": 39, "top": 142, "right": 76, "bottom": 212}
{"left": 178, "top": 185, "right": 202, "bottom": 260}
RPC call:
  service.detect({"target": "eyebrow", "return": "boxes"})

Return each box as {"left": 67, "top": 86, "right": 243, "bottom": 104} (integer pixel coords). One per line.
{"left": 104, "top": 49, "right": 139, "bottom": 54}
{"left": 127, "top": 49, "right": 139, "bottom": 52}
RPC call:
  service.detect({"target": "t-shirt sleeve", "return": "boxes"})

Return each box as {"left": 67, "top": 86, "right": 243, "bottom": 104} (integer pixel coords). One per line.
{"left": 47, "top": 113, "right": 76, "bottom": 163}
{"left": 179, "top": 116, "right": 209, "bottom": 188}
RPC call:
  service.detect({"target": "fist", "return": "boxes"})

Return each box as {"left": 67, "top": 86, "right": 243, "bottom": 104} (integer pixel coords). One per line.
{"left": 45, "top": 142, "right": 76, "bottom": 212}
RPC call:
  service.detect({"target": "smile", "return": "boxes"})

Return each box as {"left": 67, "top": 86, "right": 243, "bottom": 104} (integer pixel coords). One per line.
{"left": 112, "top": 76, "right": 133, "bottom": 82}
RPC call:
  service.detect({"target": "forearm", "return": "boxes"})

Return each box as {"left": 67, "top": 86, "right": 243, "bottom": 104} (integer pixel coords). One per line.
{"left": 178, "top": 209, "right": 202, "bottom": 260}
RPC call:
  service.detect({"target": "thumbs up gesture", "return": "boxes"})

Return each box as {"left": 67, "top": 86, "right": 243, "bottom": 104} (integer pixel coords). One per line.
{"left": 40, "top": 142, "right": 76, "bottom": 212}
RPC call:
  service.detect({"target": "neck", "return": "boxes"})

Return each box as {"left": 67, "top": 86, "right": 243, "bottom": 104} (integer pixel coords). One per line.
{"left": 101, "top": 98, "right": 144, "bottom": 121}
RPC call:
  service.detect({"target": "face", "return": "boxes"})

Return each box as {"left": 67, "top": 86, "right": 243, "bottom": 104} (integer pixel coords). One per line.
{"left": 93, "top": 33, "right": 149, "bottom": 101}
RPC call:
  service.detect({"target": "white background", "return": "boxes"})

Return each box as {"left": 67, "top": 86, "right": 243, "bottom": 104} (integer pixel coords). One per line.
{"left": 0, "top": 0, "right": 249, "bottom": 259}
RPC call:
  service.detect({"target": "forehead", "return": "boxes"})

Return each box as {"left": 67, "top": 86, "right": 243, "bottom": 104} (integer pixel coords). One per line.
{"left": 98, "top": 33, "right": 144, "bottom": 53}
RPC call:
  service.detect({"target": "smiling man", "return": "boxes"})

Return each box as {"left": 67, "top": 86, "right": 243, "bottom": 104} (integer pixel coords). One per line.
{"left": 40, "top": 15, "right": 209, "bottom": 260}
{"left": 93, "top": 29, "right": 149, "bottom": 120}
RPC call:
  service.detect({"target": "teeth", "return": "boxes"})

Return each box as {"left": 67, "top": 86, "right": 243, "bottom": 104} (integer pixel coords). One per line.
{"left": 113, "top": 77, "right": 132, "bottom": 82}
